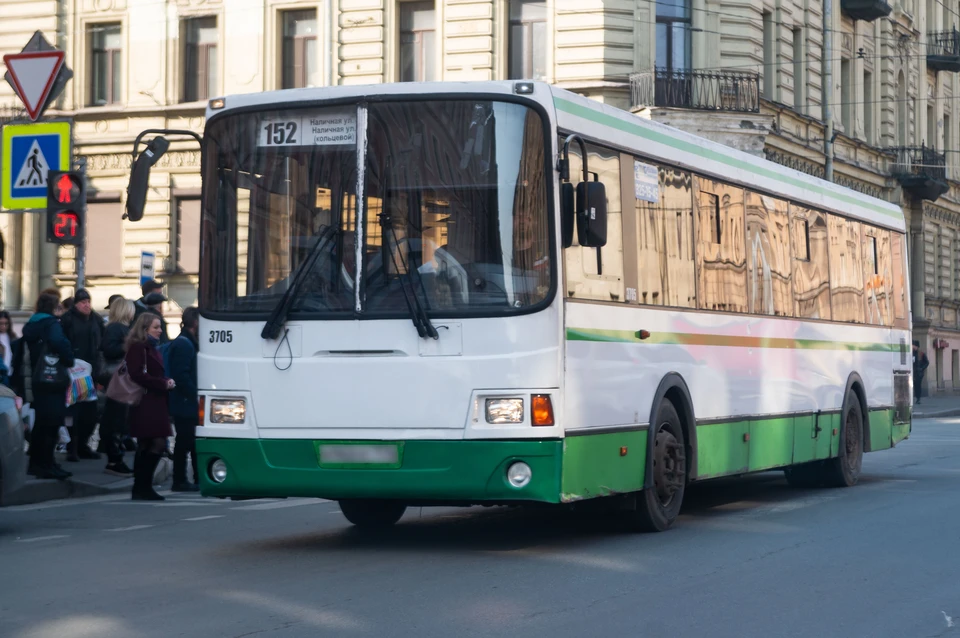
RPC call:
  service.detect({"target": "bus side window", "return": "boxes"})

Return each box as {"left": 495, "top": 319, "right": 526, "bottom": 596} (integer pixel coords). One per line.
{"left": 827, "top": 214, "right": 865, "bottom": 324}
{"left": 790, "top": 206, "right": 831, "bottom": 321}
{"left": 563, "top": 141, "right": 625, "bottom": 303}
{"left": 745, "top": 191, "right": 792, "bottom": 317}
{"left": 694, "top": 177, "right": 747, "bottom": 313}
{"left": 891, "top": 231, "right": 908, "bottom": 327}
{"left": 863, "top": 225, "right": 894, "bottom": 327}
{"left": 633, "top": 164, "right": 695, "bottom": 308}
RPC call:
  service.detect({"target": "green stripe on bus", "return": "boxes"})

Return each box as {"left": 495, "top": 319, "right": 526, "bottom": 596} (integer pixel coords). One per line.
{"left": 566, "top": 327, "right": 900, "bottom": 352}
{"left": 553, "top": 97, "right": 903, "bottom": 222}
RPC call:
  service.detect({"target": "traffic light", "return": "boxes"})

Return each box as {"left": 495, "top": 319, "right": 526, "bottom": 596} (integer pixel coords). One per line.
{"left": 46, "top": 170, "right": 84, "bottom": 246}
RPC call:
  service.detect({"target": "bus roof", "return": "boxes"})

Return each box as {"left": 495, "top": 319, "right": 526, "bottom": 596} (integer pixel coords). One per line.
{"left": 205, "top": 81, "right": 905, "bottom": 233}
{"left": 549, "top": 86, "right": 906, "bottom": 233}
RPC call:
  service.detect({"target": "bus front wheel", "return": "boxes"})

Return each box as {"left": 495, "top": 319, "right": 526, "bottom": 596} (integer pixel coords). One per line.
{"left": 625, "top": 401, "right": 687, "bottom": 532}
{"left": 339, "top": 500, "right": 407, "bottom": 529}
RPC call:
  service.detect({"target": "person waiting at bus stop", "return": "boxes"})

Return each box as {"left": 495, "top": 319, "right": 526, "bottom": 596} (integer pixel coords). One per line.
{"left": 125, "top": 313, "right": 175, "bottom": 501}
{"left": 913, "top": 340, "right": 929, "bottom": 404}
{"left": 167, "top": 307, "right": 200, "bottom": 492}
{"left": 60, "top": 288, "right": 104, "bottom": 462}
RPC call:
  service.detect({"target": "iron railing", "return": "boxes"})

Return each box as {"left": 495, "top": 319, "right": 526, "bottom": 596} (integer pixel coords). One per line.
{"left": 0, "top": 104, "right": 26, "bottom": 126}
{"left": 887, "top": 145, "right": 947, "bottom": 183}
{"left": 630, "top": 68, "right": 760, "bottom": 113}
{"left": 928, "top": 29, "right": 960, "bottom": 59}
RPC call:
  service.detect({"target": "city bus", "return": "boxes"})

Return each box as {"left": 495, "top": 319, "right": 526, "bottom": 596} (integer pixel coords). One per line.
{"left": 126, "top": 81, "right": 912, "bottom": 532}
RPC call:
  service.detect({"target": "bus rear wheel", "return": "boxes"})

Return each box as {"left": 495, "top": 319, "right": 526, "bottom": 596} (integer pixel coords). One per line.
{"left": 825, "top": 397, "right": 864, "bottom": 487}
{"left": 339, "top": 500, "right": 407, "bottom": 529}
{"left": 623, "top": 401, "right": 687, "bottom": 532}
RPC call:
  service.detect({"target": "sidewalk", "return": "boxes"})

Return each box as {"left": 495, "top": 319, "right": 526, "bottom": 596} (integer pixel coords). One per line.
{"left": 913, "top": 393, "right": 960, "bottom": 419}
{"left": 4, "top": 449, "right": 139, "bottom": 507}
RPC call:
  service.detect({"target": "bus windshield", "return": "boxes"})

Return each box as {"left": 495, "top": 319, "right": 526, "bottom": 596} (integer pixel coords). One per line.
{"left": 199, "top": 99, "right": 552, "bottom": 317}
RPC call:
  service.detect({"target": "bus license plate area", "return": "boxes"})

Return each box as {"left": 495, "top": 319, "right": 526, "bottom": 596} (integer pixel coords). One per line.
{"left": 316, "top": 443, "right": 403, "bottom": 468}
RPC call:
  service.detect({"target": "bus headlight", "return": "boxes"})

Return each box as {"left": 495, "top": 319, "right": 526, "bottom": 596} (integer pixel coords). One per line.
{"left": 507, "top": 462, "right": 532, "bottom": 488}
{"left": 486, "top": 398, "right": 524, "bottom": 424}
{"left": 210, "top": 399, "right": 246, "bottom": 424}
{"left": 209, "top": 459, "right": 228, "bottom": 483}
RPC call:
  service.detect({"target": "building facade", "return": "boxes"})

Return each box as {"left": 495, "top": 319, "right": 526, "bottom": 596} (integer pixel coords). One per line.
{"left": 0, "top": 0, "right": 959, "bottom": 392}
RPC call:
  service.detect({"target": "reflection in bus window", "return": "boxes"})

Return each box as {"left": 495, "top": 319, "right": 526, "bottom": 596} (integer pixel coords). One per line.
{"left": 892, "top": 232, "right": 907, "bottom": 323}
{"left": 863, "top": 226, "right": 894, "bottom": 326}
{"left": 745, "top": 192, "right": 792, "bottom": 316}
{"left": 790, "top": 206, "right": 831, "bottom": 320}
{"left": 828, "top": 215, "right": 865, "bottom": 323}
{"left": 695, "top": 177, "right": 746, "bottom": 313}
{"left": 564, "top": 143, "right": 624, "bottom": 302}
{"left": 635, "top": 166, "right": 696, "bottom": 308}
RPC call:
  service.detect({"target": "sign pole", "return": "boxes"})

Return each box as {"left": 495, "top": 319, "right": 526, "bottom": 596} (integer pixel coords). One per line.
{"left": 76, "top": 157, "right": 86, "bottom": 290}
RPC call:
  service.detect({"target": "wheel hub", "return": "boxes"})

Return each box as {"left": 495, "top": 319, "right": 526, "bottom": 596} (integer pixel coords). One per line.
{"left": 653, "top": 429, "right": 686, "bottom": 507}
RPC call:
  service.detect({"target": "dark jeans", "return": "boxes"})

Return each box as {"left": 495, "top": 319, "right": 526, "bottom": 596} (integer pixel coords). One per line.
{"left": 99, "top": 398, "right": 128, "bottom": 464}
{"left": 29, "top": 411, "right": 61, "bottom": 468}
{"left": 68, "top": 400, "right": 99, "bottom": 454}
{"left": 914, "top": 374, "right": 924, "bottom": 401}
{"left": 173, "top": 417, "right": 198, "bottom": 484}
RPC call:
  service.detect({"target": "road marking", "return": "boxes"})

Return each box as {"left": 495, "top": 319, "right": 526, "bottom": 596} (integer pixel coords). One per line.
{"left": 231, "top": 498, "right": 326, "bottom": 511}
{"left": 4, "top": 493, "right": 131, "bottom": 512}
{"left": 105, "top": 525, "right": 154, "bottom": 532}
{"left": 183, "top": 515, "right": 224, "bottom": 522}
{"left": 16, "top": 535, "right": 69, "bottom": 543}
{"left": 107, "top": 501, "right": 216, "bottom": 507}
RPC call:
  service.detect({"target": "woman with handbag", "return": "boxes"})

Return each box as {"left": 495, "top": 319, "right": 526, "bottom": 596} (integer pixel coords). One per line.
{"left": 124, "top": 313, "right": 175, "bottom": 501}
{"left": 99, "top": 298, "right": 135, "bottom": 477}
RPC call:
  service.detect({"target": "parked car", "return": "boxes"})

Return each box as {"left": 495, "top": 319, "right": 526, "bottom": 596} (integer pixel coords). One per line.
{"left": 0, "top": 384, "right": 25, "bottom": 506}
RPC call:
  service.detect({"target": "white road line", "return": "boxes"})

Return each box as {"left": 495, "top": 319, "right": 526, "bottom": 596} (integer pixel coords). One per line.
{"left": 15, "top": 535, "right": 69, "bottom": 543}
{"left": 4, "top": 493, "right": 131, "bottom": 512}
{"left": 183, "top": 515, "right": 224, "bottom": 522}
{"left": 105, "top": 525, "right": 154, "bottom": 532}
{"left": 106, "top": 501, "right": 216, "bottom": 507}
{"left": 231, "top": 498, "right": 326, "bottom": 511}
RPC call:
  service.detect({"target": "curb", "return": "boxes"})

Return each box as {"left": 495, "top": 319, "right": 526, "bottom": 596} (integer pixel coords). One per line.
{"left": 913, "top": 408, "right": 960, "bottom": 419}
{"left": 4, "top": 477, "right": 133, "bottom": 507}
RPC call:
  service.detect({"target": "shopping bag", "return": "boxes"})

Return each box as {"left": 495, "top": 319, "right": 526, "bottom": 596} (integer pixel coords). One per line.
{"left": 65, "top": 359, "right": 98, "bottom": 407}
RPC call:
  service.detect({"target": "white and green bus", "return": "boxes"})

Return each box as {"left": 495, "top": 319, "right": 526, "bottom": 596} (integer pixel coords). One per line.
{"left": 127, "top": 81, "right": 912, "bottom": 531}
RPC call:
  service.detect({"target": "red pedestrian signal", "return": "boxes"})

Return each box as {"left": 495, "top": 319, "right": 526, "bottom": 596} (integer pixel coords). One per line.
{"left": 46, "top": 171, "right": 85, "bottom": 246}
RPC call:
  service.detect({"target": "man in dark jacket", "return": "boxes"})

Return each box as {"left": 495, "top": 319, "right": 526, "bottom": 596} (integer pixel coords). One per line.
{"left": 167, "top": 307, "right": 200, "bottom": 491}
{"left": 60, "top": 288, "right": 104, "bottom": 461}
{"left": 134, "top": 280, "right": 170, "bottom": 343}
{"left": 12, "top": 292, "right": 76, "bottom": 480}
{"left": 913, "top": 340, "right": 930, "bottom": 404}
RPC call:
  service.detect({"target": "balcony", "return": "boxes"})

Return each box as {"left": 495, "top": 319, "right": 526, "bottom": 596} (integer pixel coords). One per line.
{"left": 927, "top": 30, "right": 960, "bottom": 72}
{"left": 840, "top": 0, "right": 892, "bottom": 21}
{"left": 887, "top": 146, "right": 949, "bottom": 201}
{"left": 629, "top": 68, "right": 760, "bottom": 114}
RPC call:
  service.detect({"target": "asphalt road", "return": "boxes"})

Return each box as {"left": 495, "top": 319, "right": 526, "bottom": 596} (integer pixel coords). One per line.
{"left": 2, "top": 418, "right": 959, "bottom": 638}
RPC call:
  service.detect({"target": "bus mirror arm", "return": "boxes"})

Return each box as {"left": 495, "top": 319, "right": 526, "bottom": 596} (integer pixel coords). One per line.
{"left": 125, "top": 129, "right": 202, "bottom": 223}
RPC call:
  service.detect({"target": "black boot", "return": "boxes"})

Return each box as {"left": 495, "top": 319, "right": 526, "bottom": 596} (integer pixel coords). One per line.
{"left": 132, "top": 452, "right": 165, "bottom": 501}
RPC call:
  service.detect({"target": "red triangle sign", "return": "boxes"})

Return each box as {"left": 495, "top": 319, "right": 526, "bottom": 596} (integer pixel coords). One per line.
{"left": 3, "top": 51, "right": 65, "bottom": 121}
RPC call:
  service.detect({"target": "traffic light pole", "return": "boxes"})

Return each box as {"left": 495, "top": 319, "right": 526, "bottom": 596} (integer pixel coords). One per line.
{"left": 76, "top": 161, "right": 86, "bottom": 289}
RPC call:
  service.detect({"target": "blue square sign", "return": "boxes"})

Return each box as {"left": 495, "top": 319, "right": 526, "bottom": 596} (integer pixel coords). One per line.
{"left": 1, "top": 121, "right": 71, "bottom": 210}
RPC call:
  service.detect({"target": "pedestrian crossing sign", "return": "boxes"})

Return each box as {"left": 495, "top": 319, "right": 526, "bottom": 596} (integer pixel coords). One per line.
{"left": 1, "top": 121, "right": 71, "bottom": 210}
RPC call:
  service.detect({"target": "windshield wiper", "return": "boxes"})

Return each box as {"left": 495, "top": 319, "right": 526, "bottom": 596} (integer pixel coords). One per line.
{"left": 379, "top": 210, "right": 438, "bottom": 340}
{"left": 261, "top": 224, "right": 337, "bottom": 340}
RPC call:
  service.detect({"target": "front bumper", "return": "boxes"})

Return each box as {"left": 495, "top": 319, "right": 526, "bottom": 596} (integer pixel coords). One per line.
{"left": 196, "top": 438, "right": 563, "bottom": 504}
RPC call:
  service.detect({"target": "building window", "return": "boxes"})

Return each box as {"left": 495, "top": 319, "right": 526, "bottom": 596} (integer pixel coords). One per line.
{"left": 183, "top": 17, "right": 218, "bottom": 102}
{"left": 762, "top": 12, "right": 776, "bottom": 99}
{"left": 172, "top": 196, "right": 202, "bottom": 274}
{"left": 928, "top": 104, "right": 937, "bottom": 149}
{"left": 840, "top": 58, "right": 852, "bottom": 133}
{"left": 281, "top": 10, "right": 318, "bottom": 89}
{"left": 793, "top": 28, "right": 804, "bottom": 111}
{"left": 89, "top": 24, "right": 121, "bottom": 106}
{"left": 399, "top": 2, "right": 436, "bottom": 82}
{"left": 86, "top": 198, "right": 124, "bottom": 276}
{"left": 656, "top": 0, "right": 691, "bottom": 70}
{"left": 508, "top": 0, "right": 547, "bottom": 81}
{"left": 864, "top": 70, "right": 874, "bottom": 144}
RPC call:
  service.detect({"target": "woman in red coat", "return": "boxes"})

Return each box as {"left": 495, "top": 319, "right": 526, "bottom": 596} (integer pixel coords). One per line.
{"left": 125, "top": 313, "right": 175, "bottom": 501}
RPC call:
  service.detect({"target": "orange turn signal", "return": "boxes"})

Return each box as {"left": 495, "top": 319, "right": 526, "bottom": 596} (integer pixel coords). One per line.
{"left": 531, "top": 395, "right": 555, "bottom": 426}
{"left": 198, "top": 395, "right": 205, "bottom": 425}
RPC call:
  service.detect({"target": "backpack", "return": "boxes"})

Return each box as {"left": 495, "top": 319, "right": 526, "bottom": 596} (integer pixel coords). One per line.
{"left": 30, "top": 339, "right": 70, "bottom": 391}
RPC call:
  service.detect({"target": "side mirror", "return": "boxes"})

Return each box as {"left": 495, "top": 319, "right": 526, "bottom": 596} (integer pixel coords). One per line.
{"left": 560, "top": 182, "right": 575, "bottom": 248}
{"left": 125, "top": 136, "right": 170, "bottom": 222}
{"left": 576, "top": 181, "right": 607, "bottom": 248}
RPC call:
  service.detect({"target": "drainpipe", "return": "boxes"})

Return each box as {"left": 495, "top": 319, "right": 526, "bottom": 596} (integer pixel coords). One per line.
{"left": 823, "top": 0, "right": 834, "bottom": 181}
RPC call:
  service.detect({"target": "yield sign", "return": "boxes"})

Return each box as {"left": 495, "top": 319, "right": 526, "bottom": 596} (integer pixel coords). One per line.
{"left": 3, "top": 51, "right": 65, "bottom": 121}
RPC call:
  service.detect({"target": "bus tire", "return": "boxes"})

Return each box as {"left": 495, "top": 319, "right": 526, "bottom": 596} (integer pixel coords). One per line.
{"left": 629, "top": 401, "right": 687, "bottom": 532}
{"left": 339, "top": 500, "right": 407, "bottom": 529}
{"left": 824, "top": 396, "right": 864, "bottom": 487}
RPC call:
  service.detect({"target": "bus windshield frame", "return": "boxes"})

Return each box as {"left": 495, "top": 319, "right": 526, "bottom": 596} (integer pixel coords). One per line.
{"left": 198, "top": 96, "right": 556, "bottom": 321}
